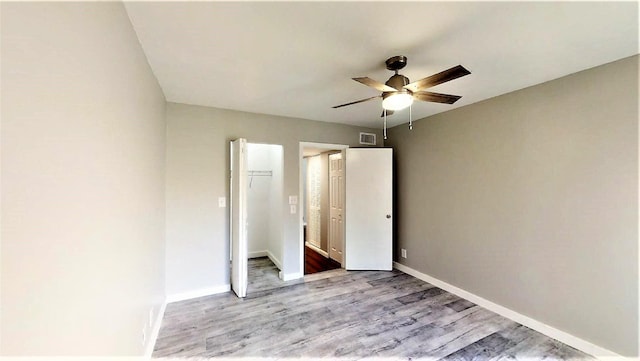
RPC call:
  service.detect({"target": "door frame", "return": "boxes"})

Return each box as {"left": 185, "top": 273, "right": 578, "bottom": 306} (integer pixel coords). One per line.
{"left": 299, "top": 142, "right": 349, "bottom": 275}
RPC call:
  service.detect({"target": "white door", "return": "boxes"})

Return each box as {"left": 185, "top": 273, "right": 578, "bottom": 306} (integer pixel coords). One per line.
{"left": 230, "top": 138, "right": 248, "bottom": 297}
{"left": 345, "top": 148, "right": 393, "bottom": 270}
{"left": 328, "top": 153, "right": 344, "bottom": 264}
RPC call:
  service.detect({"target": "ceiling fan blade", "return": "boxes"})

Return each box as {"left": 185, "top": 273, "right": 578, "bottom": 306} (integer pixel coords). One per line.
{"left": 403, "top": 65, "right": 470, "bottom": 92}
{"left": 380, "top": 110, "right": 395, "bottom": 117}
{"left": 413, "top": 91, "right": 462, "bottom": 104}
{"left": 353, "top": 77, "right": 397, "bottom": 92}
{"left": 332, "top": 95, "right": 380, "bottom": 109}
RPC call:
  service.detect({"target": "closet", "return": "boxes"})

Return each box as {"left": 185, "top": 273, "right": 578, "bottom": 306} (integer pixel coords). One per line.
{"left": 246, "top": 143, "right": 284, "bottom": 270}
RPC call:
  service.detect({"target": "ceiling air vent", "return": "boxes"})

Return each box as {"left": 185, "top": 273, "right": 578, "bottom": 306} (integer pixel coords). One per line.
{"left": 359, "top": 132, "right": 376, "bottom": 145}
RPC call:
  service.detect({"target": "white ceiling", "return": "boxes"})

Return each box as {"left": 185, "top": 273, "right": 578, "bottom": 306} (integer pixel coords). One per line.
{"left": 124, "top": 1, "right": 638, "bottom": 129}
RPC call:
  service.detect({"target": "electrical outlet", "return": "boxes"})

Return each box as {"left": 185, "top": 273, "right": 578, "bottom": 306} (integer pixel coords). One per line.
{"left": 218, "top": 197, "right": 226, "bottom": 208}
{"left": 401, "top": 248, "right": 407, "bottom": 258}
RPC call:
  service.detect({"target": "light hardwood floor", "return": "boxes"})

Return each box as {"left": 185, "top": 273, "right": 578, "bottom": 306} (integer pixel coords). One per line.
{"left": 153, "top": 258, "right": 592, "bottom": 360}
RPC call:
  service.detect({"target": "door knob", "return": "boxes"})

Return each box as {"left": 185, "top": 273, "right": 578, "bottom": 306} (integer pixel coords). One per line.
{"left": 386, "top": 214, "right": 391, "bottom": 219}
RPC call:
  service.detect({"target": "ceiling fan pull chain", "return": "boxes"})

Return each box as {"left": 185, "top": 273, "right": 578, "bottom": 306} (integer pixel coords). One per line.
{"left": 383, "top": 109, "right": 388, "bottom": 140}
{"left": 409, "top": 104, "right": 413, "bottom": 130}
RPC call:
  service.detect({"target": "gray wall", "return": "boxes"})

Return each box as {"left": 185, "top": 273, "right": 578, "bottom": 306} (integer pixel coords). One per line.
{"left": 1, "top": 2, "right": 166, "bottom": 355}
{"left": 165, "top": 102, "right": 381, "bottom": 296}
{"left": 386, "top": 55, "right": 638, "bottom": 356}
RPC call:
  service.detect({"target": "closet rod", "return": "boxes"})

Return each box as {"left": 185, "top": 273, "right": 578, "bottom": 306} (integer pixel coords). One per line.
{"left": 248, "top": 170, "right": 272, "bottom": 176}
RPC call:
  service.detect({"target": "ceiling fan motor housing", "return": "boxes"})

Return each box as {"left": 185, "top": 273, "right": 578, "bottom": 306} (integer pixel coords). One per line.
{"left": 385, "top": 74, "right": 411, "bottom": 92}
{"left": 383, "top": 59, "right": 413, "bottom": 111}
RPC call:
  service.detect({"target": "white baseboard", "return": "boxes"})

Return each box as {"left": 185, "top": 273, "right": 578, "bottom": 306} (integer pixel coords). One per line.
{"left": 166, "top": 284, "right": 230, "bottom": 304}
{"left": 144, "top": 300, "right": 167, "bottom": 358}
{"left": 267, "top": 250, "right": 282, "bottom": 270}
{"left": 281, "top": 272, "right": 303, "bottom": 281}
{"left": 249, "top": 250, "right": 268, "bottom": 258}
{"left": 393, "top": 262, "right": 621, "bottom": 358}
{"left": 305, "top": 241, "right": 329, "bottom": 258}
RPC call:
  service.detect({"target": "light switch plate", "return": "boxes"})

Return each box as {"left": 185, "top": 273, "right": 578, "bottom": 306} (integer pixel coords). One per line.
{"left": 289, "top": 195, "right": 298, "bottom": 205}
{"left": 218, "top": 197, "right": 226, "bottom": 208}
{"left": 290, "top": 204, "right": 297, "bottom": 214}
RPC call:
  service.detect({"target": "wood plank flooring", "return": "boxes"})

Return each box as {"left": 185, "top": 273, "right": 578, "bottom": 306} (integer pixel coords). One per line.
{"left": 153, "top": 258, "right": 593, "bottom": 360}
{"left": 305, "top": 245, "right": 341, "bottom": 275}
{"left": 247, "top": 256, "right": 304, "bottom": 294}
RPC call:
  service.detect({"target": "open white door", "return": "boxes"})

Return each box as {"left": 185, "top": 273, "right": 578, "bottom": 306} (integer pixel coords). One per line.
{"left": 328, "top": 152, "right": 344, "bottom": 264}
{"left": 345, "top": 148, "right": 393, "bottom": 270}
{"left": 230, "top": 138, "right": 248, "bottom": 297}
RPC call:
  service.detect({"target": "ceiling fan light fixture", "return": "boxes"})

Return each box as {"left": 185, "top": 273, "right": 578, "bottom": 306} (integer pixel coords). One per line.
{"left": 382, "top": 91, "right": 413, "bottom": 111}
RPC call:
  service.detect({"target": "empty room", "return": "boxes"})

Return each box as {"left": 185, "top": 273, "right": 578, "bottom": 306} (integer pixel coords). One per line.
{"left": 1, "top": 1, "right": 638, "bottom": 360}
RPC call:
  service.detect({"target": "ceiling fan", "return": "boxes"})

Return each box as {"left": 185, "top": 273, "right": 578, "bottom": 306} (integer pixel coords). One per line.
{"left": 333, "top": 56, "right": 470, "bottom": 135}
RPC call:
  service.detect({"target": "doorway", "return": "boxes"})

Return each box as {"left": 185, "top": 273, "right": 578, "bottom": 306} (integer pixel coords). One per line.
{"left": 300, "top": 142, "right": 348, "bottom": 275}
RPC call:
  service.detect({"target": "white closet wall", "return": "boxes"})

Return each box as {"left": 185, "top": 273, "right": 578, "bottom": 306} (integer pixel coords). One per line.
{"left": 247, "top": 144, "right": 270, "bottom": 257}
{"left": 246, "top": 143, "right": 283, "bottom": 268}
